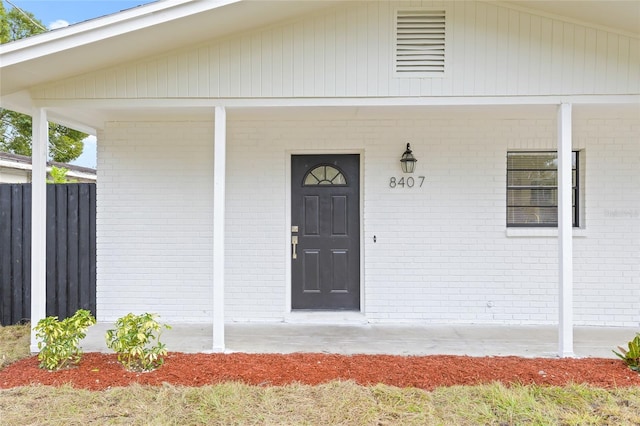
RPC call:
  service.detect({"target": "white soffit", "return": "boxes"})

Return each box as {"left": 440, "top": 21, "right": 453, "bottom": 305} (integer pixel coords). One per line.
{"left": 44, "top": 102, "right": 640, "bottom": 125}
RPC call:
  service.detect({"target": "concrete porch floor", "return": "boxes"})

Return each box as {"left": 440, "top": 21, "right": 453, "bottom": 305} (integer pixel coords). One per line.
{"left": 80, "top": 322, "right": 638, "bottom": 358}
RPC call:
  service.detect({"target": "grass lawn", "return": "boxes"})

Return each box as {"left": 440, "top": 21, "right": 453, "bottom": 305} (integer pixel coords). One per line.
{"left": 1, "top": 323, "right": 640, "bottom": 425}
{"left": 0, "top": 323, "right": 30, "bottom": 369}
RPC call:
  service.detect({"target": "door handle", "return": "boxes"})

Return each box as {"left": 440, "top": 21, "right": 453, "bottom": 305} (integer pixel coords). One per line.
{"left": 291, "top": 235, "right": 298, "bottom": 259}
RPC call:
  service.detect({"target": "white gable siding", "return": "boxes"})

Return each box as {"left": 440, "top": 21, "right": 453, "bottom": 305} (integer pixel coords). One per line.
{"left": 97, "top": 114, "right": 639, "bottom": 326}
{"left": 33, "top": 1, "right": 639, "bottom": 101}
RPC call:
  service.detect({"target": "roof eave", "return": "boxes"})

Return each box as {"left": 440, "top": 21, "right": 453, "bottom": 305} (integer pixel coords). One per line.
{"left": 0, "top": 0, "right": 241, "bottom": 66}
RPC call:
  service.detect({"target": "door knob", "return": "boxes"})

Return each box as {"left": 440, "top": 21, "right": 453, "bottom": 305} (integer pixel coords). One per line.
{"left": 291, "top": 235, "right": 298, "bottom": 259}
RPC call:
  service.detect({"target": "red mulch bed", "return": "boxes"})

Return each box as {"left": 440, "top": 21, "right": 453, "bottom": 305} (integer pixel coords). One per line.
{"left": 1, "top": 353, "right": 639, "bottom": 391}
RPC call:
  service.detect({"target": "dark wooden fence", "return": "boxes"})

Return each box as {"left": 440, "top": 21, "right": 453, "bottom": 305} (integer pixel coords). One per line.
{"left": 0, "top": 183, "right": 96, "bottom": 326}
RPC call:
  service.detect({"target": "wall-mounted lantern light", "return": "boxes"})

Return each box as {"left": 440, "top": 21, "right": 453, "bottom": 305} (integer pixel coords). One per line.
{"left": 400, "top": 143, "right": 417, "bottom": 173}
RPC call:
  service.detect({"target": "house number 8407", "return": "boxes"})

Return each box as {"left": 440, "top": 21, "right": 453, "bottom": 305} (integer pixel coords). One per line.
{"left": 389, "top": 176, "right": 425, "bottom": 188}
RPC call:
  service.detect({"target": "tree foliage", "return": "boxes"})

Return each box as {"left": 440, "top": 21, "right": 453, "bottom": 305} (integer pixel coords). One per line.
{"left": 47, "top": 166, "right": 77, "bottom": 184}
{"left": 0, "top": 2, "right": 87, "bottom": 163}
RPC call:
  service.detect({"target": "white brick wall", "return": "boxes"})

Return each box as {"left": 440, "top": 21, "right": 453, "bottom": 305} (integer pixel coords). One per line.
{"left": 97, "top": 122, "right": 214, "bottom": 322}
{"left": 572, "top": 118, "right": 640, "bottom": 326}
{"left": 97, "top": 113, "right": 639, "bottom": 326}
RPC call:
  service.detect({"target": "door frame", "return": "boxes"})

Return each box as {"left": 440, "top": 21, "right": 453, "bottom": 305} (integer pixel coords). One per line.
{"left": 284, "top": 149, "right": 365, "bottom": 315}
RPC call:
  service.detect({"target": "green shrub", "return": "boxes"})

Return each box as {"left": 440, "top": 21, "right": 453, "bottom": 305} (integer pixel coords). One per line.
{"left": 613, "top": 333, "right": 640, "bottom": 372}
{"left": 34, "top": 309, "right": 96, "bottom": 371}
{"left": 105, "top": 313, "right": 171, "bottom": 372}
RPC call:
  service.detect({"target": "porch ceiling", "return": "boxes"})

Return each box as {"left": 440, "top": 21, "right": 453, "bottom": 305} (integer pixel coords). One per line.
{"left": 43, "top": 103, "right": 640, "bottom": 131}
{"left": 225, "top": 104, "right": 640, "bottom": 121}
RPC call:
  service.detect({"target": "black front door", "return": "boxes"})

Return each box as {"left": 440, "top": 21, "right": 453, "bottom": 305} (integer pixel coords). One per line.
{"left": 291, "top": 155, "right": 360, "bottom": 310}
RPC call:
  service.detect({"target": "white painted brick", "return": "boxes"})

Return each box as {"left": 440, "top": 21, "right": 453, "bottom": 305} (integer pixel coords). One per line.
{"left": 97, "top": 115, "right": 639, "bottom": 327}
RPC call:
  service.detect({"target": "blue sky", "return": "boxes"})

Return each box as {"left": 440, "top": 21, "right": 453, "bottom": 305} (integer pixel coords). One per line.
{"left": 4, "top": 0, "right": 155, "bottom": 29}
{"left": 3, "top": 0, "right": 157, "bottom": 168}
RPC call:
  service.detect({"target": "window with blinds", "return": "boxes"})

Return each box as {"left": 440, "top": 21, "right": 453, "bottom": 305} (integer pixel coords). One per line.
{"left": 506, "top": 152, "right": 579, "bottom": 227}
{"left": 394, "top": 9, "right": 446, "bottom": 76}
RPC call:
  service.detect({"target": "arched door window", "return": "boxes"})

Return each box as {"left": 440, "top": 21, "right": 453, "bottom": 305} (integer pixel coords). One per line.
{"left": 303, "top": 164, "right": 347, "bottom": 186}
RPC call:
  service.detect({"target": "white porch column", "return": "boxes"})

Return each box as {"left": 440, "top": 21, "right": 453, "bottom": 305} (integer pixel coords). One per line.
{"left": 30, "top": 108, "right": 48, "bottom": 352}
{"left": 212, "top": 106, "right": 226, "bottom": 352}
{"left": 557, "top": 103, "right": 574, "bottom": 357}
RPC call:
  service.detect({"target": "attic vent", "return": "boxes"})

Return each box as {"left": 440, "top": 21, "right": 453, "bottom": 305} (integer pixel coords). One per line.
{"left": 395, "top": 9, "right": 446, "bottom": 76}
